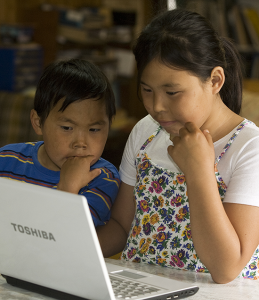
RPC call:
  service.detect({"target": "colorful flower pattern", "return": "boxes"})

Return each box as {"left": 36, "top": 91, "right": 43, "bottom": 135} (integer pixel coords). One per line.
{"left": 121, "top": 120, "right": 259, "bottom": 279}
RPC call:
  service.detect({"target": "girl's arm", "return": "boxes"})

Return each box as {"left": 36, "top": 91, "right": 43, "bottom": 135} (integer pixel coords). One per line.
{"left": 187, "top": 167, "right": 259, "bottom": 283}
{"left": 168, "top": 122, "right": 259, "bottom": 283}
{"left": 97, "top": 182, "right": 135, "bottom": 258}
{"left": 97, "top": 116, "right": 153, "bottom": 257}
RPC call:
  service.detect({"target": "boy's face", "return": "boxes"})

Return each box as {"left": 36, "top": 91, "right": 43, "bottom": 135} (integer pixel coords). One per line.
{"left": 32, "top": 98, "right": 110, "bottom": 171}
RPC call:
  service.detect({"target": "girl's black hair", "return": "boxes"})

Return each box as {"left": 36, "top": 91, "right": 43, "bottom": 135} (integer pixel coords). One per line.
{"left": 133, "top": 9, "right": 244, "bottom": 114}
{"left": 34, "top": 58, "right": 116, "bottom": 125}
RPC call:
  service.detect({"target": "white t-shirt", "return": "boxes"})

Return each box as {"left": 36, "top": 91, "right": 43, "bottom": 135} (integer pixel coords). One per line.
{"left": 119, "top": 114, "right": 259, "bottom": 207}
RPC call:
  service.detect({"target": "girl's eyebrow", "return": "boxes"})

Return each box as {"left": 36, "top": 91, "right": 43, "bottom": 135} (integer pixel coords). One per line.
{"left": 140, "top": 80, "right": 149, "bottom": 86}
{"left": 162, "top": 83, "right": 181, "bottom": 88}
{"left": 140, "top": 80, "right": 181, "bottom": 88}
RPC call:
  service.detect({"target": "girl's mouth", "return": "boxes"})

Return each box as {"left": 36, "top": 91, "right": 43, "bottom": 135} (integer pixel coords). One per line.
{"left": 158, "top": 121, "right": 176, "bottom": 127}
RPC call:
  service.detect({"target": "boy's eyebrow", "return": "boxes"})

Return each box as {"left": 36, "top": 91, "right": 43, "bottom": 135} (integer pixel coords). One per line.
{"left": 140, "top": 80, "right": 180, "bottom": 88}
{"left": 88, "top": 120, "right": 107, "bottom": 126}
{"left": 58, "top": 117, "right": 107, "bottom": 126}
{"left": 58, "top": 117, "right": 77, "bottom": 125}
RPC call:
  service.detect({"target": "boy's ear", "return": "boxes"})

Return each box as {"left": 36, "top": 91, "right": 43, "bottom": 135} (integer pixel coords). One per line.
{"left": 30, "top": 109, "right": 43, "bottom": 135}
{"left": 210, "top": 66, "right": 225, "bottom": 95}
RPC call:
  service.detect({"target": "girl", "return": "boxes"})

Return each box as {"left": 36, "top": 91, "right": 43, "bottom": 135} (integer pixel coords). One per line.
{"left": 97, "top": 9, "right": 259, "bottom": 283}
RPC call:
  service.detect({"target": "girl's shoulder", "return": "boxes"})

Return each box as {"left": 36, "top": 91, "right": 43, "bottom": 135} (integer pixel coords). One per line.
{"left": 134, "top": 114, "right": 159, "bottom": 129}
{"left": 215, "top": 119, "right": 259, "bottom": 159}
{"left": 215, "top": 119, "right": 259, "bottom": 144}
{"left": 230, "top": 119, "right": 259, "bottom": 146}
{"left": 132, "top": 114, "right": 160, "bottom": 140}
{"left": 241, "top": 119, "right": 259, "bottom": 137}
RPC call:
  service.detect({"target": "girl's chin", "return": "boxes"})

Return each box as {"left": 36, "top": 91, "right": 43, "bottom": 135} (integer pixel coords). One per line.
{"left": 163, "top": 127, "right": 181, "bottom": 137}
{"left": 160, "top": 122, "right": 184, "bottom": 135}
{"left": 169, "top": 133, "right": 179, "bottom": 141}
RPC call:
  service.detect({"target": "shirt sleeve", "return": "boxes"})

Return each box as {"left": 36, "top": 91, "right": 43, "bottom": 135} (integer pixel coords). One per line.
{"left": 222, "top": 133, "right": 259, "bottom": 207}
{"left": 119, "top": 126, "right": 139, "bottom": 186}
{"left": 119, "top": 115, "right": 159, "bottom": 186}
{"left": 79, "top": 165, "right": 120, "bottom": 227}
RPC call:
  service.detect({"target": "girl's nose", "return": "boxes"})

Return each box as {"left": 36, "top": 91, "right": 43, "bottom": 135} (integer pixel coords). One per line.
{"left": 153, "top": 94, "right": 166, "bottom": 113}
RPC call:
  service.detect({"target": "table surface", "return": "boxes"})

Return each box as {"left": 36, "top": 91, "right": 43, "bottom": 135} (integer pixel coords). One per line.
{"left": 0, "top": 258, "right": 258, "bottom": 300}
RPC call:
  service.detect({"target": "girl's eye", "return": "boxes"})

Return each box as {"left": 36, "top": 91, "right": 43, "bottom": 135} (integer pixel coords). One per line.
{"left": 167, "top": 91, "right": 178, "bottom": 96}
{"left": 141, "top": 85, "right": 152, "bottom": 93}
{"left": 143, "top": 88, "right": 152, "bottom": 92}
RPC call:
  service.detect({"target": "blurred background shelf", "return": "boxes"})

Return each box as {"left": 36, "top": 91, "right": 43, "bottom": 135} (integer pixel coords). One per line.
{"left": 1, "top": 0, "right": 259, "bottom": 168}
{"left": 176, "top": 0, "right": 259, "bottom": 79}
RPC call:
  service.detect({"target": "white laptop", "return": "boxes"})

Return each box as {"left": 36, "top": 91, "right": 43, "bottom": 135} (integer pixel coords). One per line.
{"left": 0, "top": 177, "right": 199, "bottom": 300}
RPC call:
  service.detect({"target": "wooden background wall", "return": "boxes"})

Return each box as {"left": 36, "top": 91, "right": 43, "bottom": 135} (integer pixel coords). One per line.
{"left": 0, "top": 0, "right": 103, "bottom": 24}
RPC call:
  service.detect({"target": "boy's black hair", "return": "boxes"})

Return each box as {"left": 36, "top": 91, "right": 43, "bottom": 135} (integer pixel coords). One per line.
{"left": 133, "top": 9, "right": 244, "bottom": 114}
{"left": 34, "top": 58, "right": 116, "bottom": 125}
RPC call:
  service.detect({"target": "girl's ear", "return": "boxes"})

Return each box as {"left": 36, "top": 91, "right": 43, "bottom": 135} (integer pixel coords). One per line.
{"left": 30, "top": 109, "right": 43, "bottom": 135}
{"left": 210, "top": 66, "right": 225, "bottom": 95}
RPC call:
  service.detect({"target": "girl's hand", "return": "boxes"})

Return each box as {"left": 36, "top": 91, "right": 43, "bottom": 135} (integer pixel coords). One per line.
{"left": 167, "top": 122, "right": 215, "bottom": 177}
{"left": 57, "top": 156, "right": 101, "bottom": 193}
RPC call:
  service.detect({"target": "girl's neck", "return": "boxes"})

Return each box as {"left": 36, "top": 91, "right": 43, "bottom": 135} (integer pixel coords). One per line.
{"left": 206, "top": 100, "right": 244, "bottom": 142}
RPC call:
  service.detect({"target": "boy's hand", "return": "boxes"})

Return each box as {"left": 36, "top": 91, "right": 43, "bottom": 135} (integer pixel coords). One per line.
{"left": 57, "top": 156, "right": 101, "bottom": 194}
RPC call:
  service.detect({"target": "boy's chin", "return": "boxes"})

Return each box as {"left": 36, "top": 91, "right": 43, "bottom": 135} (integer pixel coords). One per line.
{"left": 90, "top": 158, "right": 99, "bottom": 166}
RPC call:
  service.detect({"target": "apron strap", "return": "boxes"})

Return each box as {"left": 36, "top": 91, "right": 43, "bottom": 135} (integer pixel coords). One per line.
{"left": 215, "top": 119, "right": 251, "bottom": 166}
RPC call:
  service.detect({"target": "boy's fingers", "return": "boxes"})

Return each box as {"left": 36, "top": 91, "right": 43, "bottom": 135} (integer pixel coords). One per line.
{"left": 89, "top": 168, "right": 101, "bottom": 181}
{"left": 67, "top": 155, "right": 94, "bottom": 164}
{"left": 82, "top": 155, "right": 95, "bottom": 166}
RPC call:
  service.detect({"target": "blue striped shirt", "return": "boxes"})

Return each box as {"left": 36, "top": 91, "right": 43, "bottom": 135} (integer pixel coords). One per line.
{"left": 0, "top": 141, "right": 120, "bottom": 227}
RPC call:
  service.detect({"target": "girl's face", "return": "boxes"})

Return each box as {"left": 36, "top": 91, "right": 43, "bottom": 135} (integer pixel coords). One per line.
{"left": 140, "top": 58, "right": 217, "bottom": 137}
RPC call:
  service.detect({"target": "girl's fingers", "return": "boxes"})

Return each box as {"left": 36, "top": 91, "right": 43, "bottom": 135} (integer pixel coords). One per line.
{"left": 185, "top": 122, "right": 199, "bottom": 133}
{"left": 171, "top": 135, "right": 181, "bottom": 144}
{"left": 167, "top": 144, "right": 174, "bottom": 157}
{"left": 203, "top": 129, "right": 214, "bottom": 146}
{"left": 177, "top": 122, "right": 200, "bottom": 138}
{"left": 171, "top": 123, "right": 212, "bottom": 147}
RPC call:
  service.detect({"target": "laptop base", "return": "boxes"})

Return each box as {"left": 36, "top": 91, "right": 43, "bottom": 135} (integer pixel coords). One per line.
{"left": 2, "top": 275, "right": 87, "bottom": 300}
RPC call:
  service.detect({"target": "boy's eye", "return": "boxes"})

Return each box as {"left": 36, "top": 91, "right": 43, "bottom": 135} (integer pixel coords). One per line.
{"left": 89, "top": 128, "right": 100, "bottom": 132}
{"left": 61, "top": 126, "right": 73, "bottom": 131}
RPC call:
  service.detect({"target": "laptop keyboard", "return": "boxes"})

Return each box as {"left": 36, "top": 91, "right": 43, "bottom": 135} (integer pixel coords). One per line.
{"left": 110, "top": 274, "right": 161, "bottom": 299}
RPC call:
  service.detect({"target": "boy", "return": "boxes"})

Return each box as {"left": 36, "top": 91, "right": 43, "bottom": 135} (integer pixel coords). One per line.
{"left": 0, "top": 59, "right": 120, "bottom": 227}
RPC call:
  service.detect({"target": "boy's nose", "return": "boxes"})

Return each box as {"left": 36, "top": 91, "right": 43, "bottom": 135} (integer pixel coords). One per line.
{"left": 72, "top": 134, "right": 87, "bottom": 149}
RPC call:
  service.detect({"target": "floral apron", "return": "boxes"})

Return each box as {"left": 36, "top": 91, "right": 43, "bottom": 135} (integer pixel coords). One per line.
{"left": 121, "top": 120, "right": 259, "bottom": 279}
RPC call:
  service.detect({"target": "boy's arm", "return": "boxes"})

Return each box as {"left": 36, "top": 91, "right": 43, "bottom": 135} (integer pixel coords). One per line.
{"left": 80, "top": 166, "right": 121, "bottom": 227}
{"left": 97, "top": 182, "right": 135, "bottom": 258}
{"left": 57, "top": 155, "right": 121, "bottom": 227}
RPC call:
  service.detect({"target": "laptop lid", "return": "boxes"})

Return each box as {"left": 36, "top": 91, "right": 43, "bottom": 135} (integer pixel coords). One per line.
{"left": 0, "top": 177, "right": 198, "bottom": 300}
{"left": 0, "top": 177, "right": 114, "bottom": 300}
